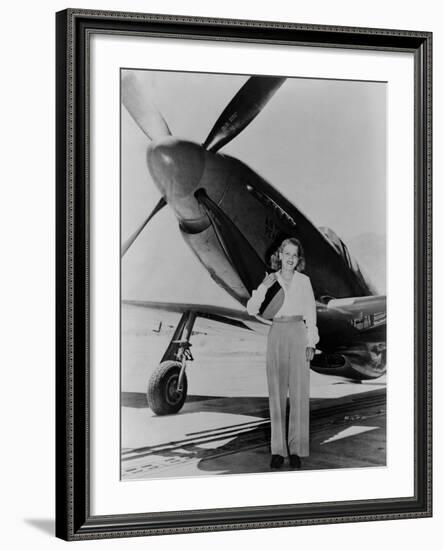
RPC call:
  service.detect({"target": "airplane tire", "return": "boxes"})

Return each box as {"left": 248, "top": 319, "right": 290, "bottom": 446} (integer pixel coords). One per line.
{"left": 147, "top": 361, "right": 188, "bottom": 415}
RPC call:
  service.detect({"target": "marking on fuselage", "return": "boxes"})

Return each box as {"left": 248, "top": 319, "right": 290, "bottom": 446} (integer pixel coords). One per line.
{"left": 246, "top": 185, "right": 297, "bottom": 230}
{"left": 351, "top": 312, "right": 386, "bottom": 330}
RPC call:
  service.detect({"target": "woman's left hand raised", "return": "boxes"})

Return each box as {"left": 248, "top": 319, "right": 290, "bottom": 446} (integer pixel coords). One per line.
{"left": 306, "top": 347, "right": 315, "bottom": 361}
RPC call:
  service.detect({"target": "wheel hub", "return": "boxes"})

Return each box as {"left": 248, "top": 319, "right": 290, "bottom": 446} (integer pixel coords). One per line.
{"left": 166, "top": 375, "right": 182, "bottom": 404}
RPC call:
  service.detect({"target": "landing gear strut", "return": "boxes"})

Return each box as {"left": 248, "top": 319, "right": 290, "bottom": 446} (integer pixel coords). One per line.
{"left": 147, "top": 311, "right": 196, "bottom": 415}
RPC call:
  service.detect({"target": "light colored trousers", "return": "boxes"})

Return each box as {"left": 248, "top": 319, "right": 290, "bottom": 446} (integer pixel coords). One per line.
{"left": 266, "top": 316, "right": 310, "bottom": 457}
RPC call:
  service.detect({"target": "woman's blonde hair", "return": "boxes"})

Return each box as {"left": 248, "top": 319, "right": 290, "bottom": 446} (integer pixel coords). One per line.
{"left": 270, "top": 237, "right": 305, "bottom": 272}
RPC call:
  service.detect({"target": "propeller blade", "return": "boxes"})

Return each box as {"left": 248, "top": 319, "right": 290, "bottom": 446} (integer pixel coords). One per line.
{"left": 203, "top": 76, "right": 286, "bottom": 153}
{"left": 195, "top": 190, "right": 266, "bottom": 294}
{"left": 121, "top": 197, "right": 166, "bottom": 257}
{"left": 122, "top": 72, "right": 171, "bottom": 141}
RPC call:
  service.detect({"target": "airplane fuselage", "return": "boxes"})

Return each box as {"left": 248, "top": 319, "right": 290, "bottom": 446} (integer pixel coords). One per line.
{"left": 148, "top": 137, "right": 375, "bottom": 303}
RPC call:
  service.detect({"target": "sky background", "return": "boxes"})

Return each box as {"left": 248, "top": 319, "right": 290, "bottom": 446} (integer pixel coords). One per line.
{"left": 121, "top": 70, "right": 386, "bottom": 306}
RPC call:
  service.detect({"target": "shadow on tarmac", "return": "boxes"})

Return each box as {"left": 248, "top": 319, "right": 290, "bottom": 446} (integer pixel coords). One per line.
{"left": 121, "top": 391, "right": 212, "bottom": 408}
{"left": 121, "top": 388, "right": 386, "bottom": 479}
{"left": 121, "top": 391, "right": 338, "bottom": 415}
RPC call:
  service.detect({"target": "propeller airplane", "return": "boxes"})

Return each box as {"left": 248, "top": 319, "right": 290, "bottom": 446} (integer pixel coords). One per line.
{"left": 121, "top": 71, "right": 386, "bottom": 416}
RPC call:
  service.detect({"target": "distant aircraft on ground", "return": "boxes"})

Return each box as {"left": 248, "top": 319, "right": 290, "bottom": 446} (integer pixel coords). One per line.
{"left": 122, "top": 72, "right": 386, "bottom": 415}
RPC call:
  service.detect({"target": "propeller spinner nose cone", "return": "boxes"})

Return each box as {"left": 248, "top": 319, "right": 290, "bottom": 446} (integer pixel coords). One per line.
{"left": 147, "top": 138, "right": 205, "bottom": 203}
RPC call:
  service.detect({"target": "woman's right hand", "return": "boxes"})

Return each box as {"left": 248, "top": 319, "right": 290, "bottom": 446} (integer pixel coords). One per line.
{"left": 262, "top": 272, "right": 277, "bottom": 288}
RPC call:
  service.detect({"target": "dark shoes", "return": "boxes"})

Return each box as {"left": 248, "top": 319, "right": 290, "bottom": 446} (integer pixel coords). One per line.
{"left": 270, "top": 454, "right": 302, "bottom": 469}
{"left": 270, "top": 455, "right": 284, "bottom": 469}
{"left": 289, "top": 454, "right": 301, "bottom": 469}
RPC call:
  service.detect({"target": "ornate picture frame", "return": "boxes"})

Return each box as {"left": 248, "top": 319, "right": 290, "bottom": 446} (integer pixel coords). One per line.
{"left": 55, "top": 9, "right": 432, "bottom": 540}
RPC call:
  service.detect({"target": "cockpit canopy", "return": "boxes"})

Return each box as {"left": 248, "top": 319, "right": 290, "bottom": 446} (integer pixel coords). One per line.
{"left": 319, "top": 226, "right": 362, "bottom": 275}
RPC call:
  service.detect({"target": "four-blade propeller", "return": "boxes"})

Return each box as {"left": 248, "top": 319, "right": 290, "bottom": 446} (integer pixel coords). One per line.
{"left": 121, "top": 72, "right": 286, "bottom": 256}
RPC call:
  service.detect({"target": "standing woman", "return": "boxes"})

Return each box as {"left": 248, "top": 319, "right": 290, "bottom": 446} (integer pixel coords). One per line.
{"left": 247, "top": 238, "right": 319, "bottom": 469}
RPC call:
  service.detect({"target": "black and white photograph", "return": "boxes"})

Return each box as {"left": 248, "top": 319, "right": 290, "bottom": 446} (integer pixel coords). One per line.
{"left": 1, "top": 0, "right": 439, "bottom": 545}
{"left": 120, "top": 69, "right": 387, "bottom": 481}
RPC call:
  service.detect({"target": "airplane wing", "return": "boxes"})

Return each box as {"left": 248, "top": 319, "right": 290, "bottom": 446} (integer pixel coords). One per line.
{"left": 122, "top": 299, "right": 268, "bottom": 332}
{"left": 326, "top": 295, "right": 386, "bottom": 316}
{"left": 124, "top": 294, "right": 386, "bottom": 341}
{"left": 315, "top": 294, "right": 386, "bottom": 351}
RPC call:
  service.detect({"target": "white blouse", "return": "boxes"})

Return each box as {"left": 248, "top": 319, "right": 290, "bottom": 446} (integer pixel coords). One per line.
{"left": 246, "top": 270, "right": 320, "bottom": 348}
